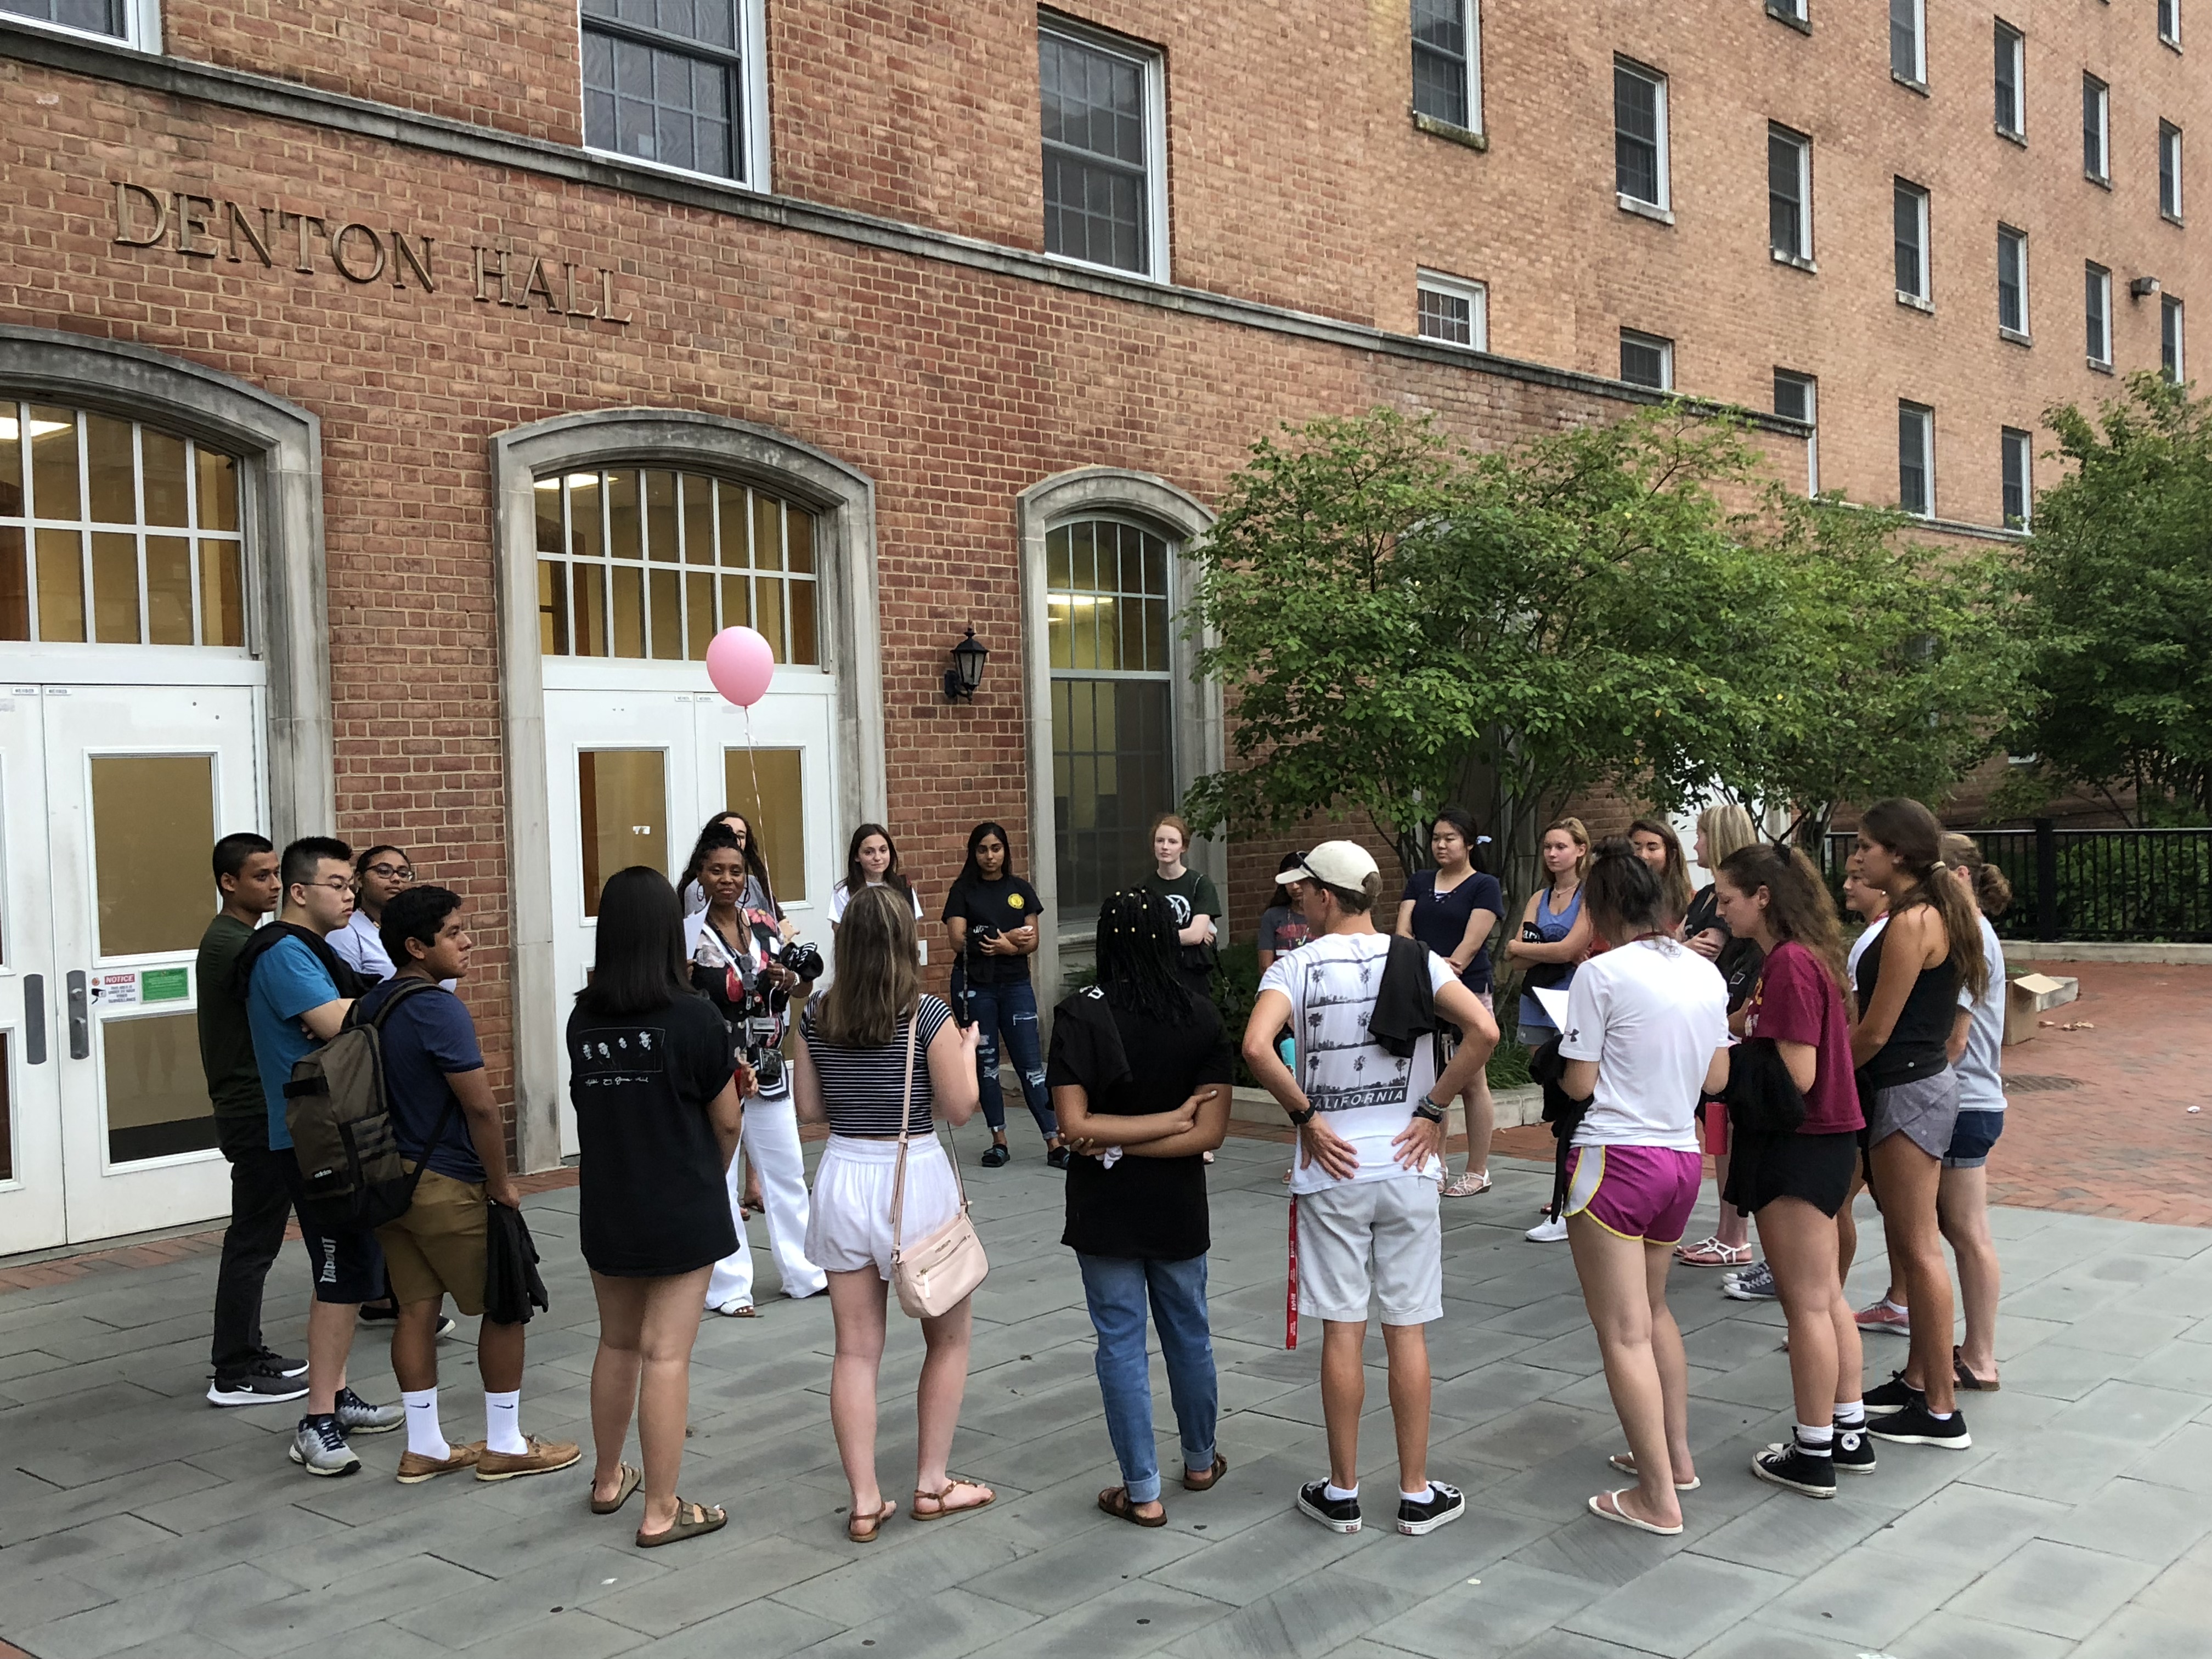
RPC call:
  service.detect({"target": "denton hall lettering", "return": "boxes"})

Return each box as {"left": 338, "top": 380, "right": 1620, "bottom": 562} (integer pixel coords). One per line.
{"left": 109, "top": 180, "right": 631, "bottom": 324}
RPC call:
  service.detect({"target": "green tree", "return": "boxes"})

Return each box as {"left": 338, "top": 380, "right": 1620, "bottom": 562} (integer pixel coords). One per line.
{"left": 2002, "top": 374, "right": 2212, "bottom": 823}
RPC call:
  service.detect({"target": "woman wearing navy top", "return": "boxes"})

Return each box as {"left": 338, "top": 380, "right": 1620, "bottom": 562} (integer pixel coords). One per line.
{"left": 1396, "top": 806, "right": 1505, "bottom": 1197}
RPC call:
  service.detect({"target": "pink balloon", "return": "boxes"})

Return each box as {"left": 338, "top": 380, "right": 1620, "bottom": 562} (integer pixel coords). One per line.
{"left": 706, "top": 625, "right": 776, "bottom": 707}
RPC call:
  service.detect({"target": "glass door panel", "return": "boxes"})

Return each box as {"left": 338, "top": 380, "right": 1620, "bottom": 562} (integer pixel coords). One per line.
{"left": 578, "top": 748, "right": 669, "bottom": 916}
{"left": 91, "top": 754, "right": 216, "bottom": 956}
{"left": 722, "top": 747, "right": 805, "bottom": 904}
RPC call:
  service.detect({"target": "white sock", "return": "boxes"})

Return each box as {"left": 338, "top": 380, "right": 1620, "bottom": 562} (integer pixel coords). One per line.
{"left": 1795, "top": 1422, "right": 1833, "bottom": 1455}
{"left": 484, "top": 1389, "right": 527, "bottom": 1455}
{"left": 1927, "top": 1409, "right": 1954, "bottom": 1421}
{"left": 1834, "top": 1400, "right": 1866, "bottom": 1426}
{"left": 1324, "top": 1481, "right": 1358, "bottom": 1503}
{"left": 1882, "top": 1297, "right": 1908, "bottom": 1316}
{"left": 402, "top": 1388, "right": 449, "bottom": 1461}
{"left": 1400, "top": 1484, "right": 1435, "bottom": 1504}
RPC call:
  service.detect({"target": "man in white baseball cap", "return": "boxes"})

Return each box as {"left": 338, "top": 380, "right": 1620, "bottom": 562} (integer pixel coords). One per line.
{"left": 1242, "top": 840, "right": 1498, "bottom": 1538}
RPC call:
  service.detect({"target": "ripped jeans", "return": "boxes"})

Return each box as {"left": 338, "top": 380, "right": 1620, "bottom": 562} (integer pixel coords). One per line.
{"left": 964, "top": 978, "right": 1057, "bottom": 1140}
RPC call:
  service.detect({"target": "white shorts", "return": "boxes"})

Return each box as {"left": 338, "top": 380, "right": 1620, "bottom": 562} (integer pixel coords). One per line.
{"left": 1295, "top": 1174, "right": 1443, "bottom": 1326}
{"left": 805, "top": 1133, "right": 962, "bottom": 1282}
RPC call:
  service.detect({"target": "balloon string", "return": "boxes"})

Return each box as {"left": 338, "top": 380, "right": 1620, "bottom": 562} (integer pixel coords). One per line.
{"left": 742, "top": 703, "right": 765, "bottom": 893}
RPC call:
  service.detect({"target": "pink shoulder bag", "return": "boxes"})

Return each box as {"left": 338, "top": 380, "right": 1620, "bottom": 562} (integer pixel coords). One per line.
{"left": 889, "top": 1013, "right": 989, "bottom": 1318}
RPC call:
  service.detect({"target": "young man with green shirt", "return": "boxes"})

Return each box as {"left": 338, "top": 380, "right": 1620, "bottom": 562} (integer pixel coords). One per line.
{"left": 1141, "top": 815, "right": 1224, "bottom": 999}
{"left": 198, "top": 832, "right": 309, "bottom": 1407}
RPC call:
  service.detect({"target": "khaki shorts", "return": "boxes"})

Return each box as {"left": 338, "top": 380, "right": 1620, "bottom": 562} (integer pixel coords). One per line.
{"left": 375, "top": 1166, "right": 489, "bottom": 1317}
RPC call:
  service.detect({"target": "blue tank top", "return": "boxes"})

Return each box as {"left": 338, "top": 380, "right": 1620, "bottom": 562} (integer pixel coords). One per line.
{"left": 1516, "top": 884, "right": 1584, "bottom": 1036}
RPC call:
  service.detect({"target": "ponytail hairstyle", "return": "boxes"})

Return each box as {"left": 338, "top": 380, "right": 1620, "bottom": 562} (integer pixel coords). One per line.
{"left": 1939, "top": 831, "right": 2015, "bottom": 922}
{"left": 1541, "top": 815, "right": 1593, "bottom": 893}
{"left": 1092, "top": 889, "right": 1195, "bottom": 1026}
{"left": 814, "top": 884, "right": 922, "bottom": 1048}
{"left": 1427, "top": 805, "right": 1486, "bottom": 873}
{"left": 1717, "top": 844, "right": 1849, "bottom": 992}
{"left": 1627, "top": 816, "right": 1694, "bottom": 925}
{"left": 1696, "top": 803, "right": 1758, "bottom": 867}
{"left": 1581, "top": 837, "right": 1671, "bottom": 947}
{"left": 1859, "top": 799, "right": 1991, "bottom": 1001}
{"left": 843, "top": 822, "right": 912, "bottom": 904}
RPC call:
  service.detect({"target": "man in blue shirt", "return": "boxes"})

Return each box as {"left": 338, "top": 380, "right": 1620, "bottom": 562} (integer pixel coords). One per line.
{"left": 245, "top": 836, "right": 404, "bottom": 1476}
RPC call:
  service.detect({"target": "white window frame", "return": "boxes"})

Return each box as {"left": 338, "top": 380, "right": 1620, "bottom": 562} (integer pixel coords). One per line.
{"left": 1994, "top": 21, "right": 2026, "bottom": 139}
{"left": 1613, "top": 58, "right": 1672, "bottom": 217}
{"left": 1996, "top": 223, "right": 2030, "bottom": 341}
{"left": 2084, "top": 74, "right": 2111, "bottom": 184}
{"left": 1898, "top": 401, "right": 1935, "bottom": 518}
{"left": 2160, "top": 122, "right": 2185, "bottom": 221}
{"left": 1891, "top": 0, "right": 1927, "bottom": 86}
{"left": 2086, "top": 262, "right": 2114, "bottom": 368}
{"left": 1774, "top": 370, "right": 1819, "bottom": 495}
{"left": 2159, "top": 0, "right": 2181, "bottom": 49}
{"left": 0, "top": 0, "right": 160, "bottom": 50}
{"left": 2000, "top": 427, "right": 2033, "bottom": 530}
{"left": 1415, "top": 270, "right": 1489, "bottom": 351}
{"left": 1620, "top": 329, "right": 1674, "bottom": 391}
{"left": 575, "top": 0, "right": 772, "bottom": 194}
{"left": 1409, "top": 0, "right": 1484, "bottom": 137}
{"left": 1766, "top": 0, "right": 1809, "bottom": 26}
{"left": 1768, "top": 125, "right": 1814, "bottom": 266}
{"left": 1895, "top": 179, "right": 1933, "bottom": 307}
{"left": 2162, "top": 295, "right": 2185, "bottom": 381}
{"left": 1037, "top": 16, "right": 1172, "bottom": 285}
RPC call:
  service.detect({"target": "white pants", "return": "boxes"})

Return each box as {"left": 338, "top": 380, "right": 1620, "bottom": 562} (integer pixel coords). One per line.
{"left": 706, "top": 1097, "right": 827, "bottom": 1307}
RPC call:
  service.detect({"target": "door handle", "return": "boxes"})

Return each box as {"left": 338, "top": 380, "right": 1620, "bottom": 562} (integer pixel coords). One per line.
{"left": 23, "top": 973, "right": 46, "bottom": 1064}
{"left": 66, "top": 969, "right": 89, "bottom": 1060}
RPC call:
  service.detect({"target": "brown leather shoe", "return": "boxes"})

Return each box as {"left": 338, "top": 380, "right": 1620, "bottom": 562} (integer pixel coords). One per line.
{"left": 396, "top": 1441, "right": 484, "bottom": 1485}
{"left": 475, "top": 1435, "right": 583, "bottom": 1482}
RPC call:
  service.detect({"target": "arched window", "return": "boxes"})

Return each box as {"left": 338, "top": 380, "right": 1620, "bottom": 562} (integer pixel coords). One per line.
{"left": 533, "top": 466, "right": 820, "bottom": 664}
{"left": 1, "top": 402, "right": 245, "bottom": 647}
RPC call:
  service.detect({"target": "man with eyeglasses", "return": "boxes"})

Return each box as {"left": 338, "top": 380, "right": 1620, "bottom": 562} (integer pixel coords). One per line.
{"left": 242, "top": 836, "right": 406, "bottom": 1476}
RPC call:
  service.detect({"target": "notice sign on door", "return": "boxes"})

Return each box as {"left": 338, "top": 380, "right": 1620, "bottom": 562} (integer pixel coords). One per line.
{"left": 95, "top": 971, "right": 140, "bottom": 1006}
{"left": 142, "top": 968, "right": 190, "bottom": 1003}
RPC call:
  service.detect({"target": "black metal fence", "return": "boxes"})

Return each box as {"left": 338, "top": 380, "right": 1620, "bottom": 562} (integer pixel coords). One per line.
{"left": 1821, "top": 821, "right": 2212, "bottom": 943}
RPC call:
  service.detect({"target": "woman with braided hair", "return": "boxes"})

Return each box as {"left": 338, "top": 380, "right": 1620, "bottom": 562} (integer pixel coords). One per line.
{"left": 1048, "top": 889, "right": 1235, "bottom": 1526}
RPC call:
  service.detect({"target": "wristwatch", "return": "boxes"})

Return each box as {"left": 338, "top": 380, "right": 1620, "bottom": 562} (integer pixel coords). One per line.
{"left": 1411, "top": 1095, "right": 1447, "bottom": 1124}
{"left": 1286, "top": 1105, "right": 1317, "bottom": 1127}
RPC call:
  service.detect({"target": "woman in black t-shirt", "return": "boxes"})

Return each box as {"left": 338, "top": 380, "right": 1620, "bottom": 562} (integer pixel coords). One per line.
{"left": 941, "top": 821, "right": 1065, "bottom": 1169}
{"left": 1394, "top": 807, "right": 1506, "bottom": 1199}
{"left": 569, "top": 867, "right": 751, "bottom": 1548}
{"left": 1049, "top": 889, "right": 1234, "bottom": 1527}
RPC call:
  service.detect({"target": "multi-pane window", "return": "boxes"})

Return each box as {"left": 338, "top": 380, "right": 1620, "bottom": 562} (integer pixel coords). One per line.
{"left": 1997, "top": 225, "right": 2029, "bottom": 336}
{"left": 1898, "top": 402, "right": 1934, "bottom": 517}
{"left": 2164, "top": 295, "right": 2186, "bottom": 380}
{"left": 1047, "top": 518, "right": 1176, "bottom": 916}
{"left": 1994, "top": 22, "right": 2025, "bottom": 137}
{"left": 2161, "top": 122, "right": 2185, "bottom": 219}
{"left": 1774, "top": 370, "right": 1819, "bottom": 495}
{"left": 0, "top": 0, "right": 127, "bottom": 41}
{"left": 2160, "top": 0, "right": 2181, "bottom": 48}
{"left": 2086, "top": 262, "right": 2113, "bottom": 366}
{"left": 1890, "top": 0, "right": 1926, "bottom": 82}
{"left": 1894, "top": 179, "right": 1932, "bottom": 302}
{"left": 1620, "top": 330, "right": 1674, "bottom": 390}
{"left": 534, "top": 469, "right": 819, "bottom": 665}
{"left": 581, "top": 0, "right": 757, "bottom": 184}
{"left": 1614, "top": 60, "right": 1669, "bottom": 210}
{"left": 1040, "top": 23, "right": 1164, "bottom": 279}
{"left": 1767, "top": 0, "right": 1808, "bottom": 25}
{"left": 1417, "top": 272, "right": 1489, "bottom": 349}
{"left": 2001, "top": 428, "right": 2033, "bottom": 529}
{"left": 2084, "top": 74, "right": 2111, "bottom": 182}
{"left": 1769, "top": 126, "right": 1812, "bottom": 261}
{"left": 1410, "top": 0, "right": 1480, "bottom": 132}
{"left": 0, "top": 403, "right": 245, "bottom": 647}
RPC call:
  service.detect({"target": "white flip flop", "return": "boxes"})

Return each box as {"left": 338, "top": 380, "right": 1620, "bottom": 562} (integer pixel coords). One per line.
{"left": 1587, "top": 1489, "right": 1683, "bottom": 1536}
{"left": 1607, "top": 1453, "right": 1701, "bottom": 1491}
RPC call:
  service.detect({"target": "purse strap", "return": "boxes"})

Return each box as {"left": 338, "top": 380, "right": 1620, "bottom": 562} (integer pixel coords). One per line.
{"left": 889, "top": 1003, "right": 971, "bottom": 1256}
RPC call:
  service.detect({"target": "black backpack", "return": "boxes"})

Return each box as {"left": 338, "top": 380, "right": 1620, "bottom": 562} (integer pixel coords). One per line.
{"left": 282, "top": 978, "right": 456, "bottom": 1233}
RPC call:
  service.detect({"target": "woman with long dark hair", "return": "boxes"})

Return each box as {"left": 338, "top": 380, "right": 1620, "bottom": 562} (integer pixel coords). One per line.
{"left": 1396, "top": 806, "right": 1506, "bottom": 1198}
{"left": 1712, "top": 845, "right": 1871, "bottom": 1498}
{"left": 677, "top": 812, "right": 791, "bottom": 940}
{"left": 830, "top": 822, "right": 924, "bottom": 929}
{"left": 570, "top": 867, "right": 751, "bottom": 1547}
{"left": 1049, "top": 890, "right": 1235, "bottom": 1525}
{"left": 793, "top": 885, "right": 990, "bottom": 1541}
{"left": 940, "top": 821, "right": 1065, "bottom": 1168}
{"left": 1849, "top": 798, "right": 1990, "bottom": 1454}
{"left": 1556, "top": 842, "right": 1730, "bottom": 1535}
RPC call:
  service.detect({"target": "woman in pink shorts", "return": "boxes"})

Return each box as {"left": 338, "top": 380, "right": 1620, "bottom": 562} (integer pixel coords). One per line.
{"left": 1556, "top": 842, "right": 1731, "bottom": 1536}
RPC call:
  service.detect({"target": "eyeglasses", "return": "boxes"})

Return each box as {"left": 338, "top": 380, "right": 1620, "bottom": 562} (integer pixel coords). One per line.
{"left": 364, "top": 863, "right": 415, "bottom": 881}
{"left": 302, "top": 877, "right": 353, "bottom": 894}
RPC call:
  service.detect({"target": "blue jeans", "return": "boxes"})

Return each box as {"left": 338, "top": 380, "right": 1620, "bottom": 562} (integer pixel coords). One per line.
{"left": 1077, "top": 1251, "right": 1218, "bottom": 1504}
{"left": 965, "top": 978, "right": 1055, "bottom": 1139}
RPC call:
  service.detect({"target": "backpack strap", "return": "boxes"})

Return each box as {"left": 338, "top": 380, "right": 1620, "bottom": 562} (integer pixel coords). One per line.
{"left": 354, "top": 977, "right": 467, "bottom": 1196}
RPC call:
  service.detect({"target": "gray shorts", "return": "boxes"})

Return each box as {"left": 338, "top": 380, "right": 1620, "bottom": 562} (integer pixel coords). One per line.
{"left": 1295, "top": 1175, "right": 1443, "bottom": 1326}
{"left": 1867, "top": 1070, "right": 1961, "bottom": 1160}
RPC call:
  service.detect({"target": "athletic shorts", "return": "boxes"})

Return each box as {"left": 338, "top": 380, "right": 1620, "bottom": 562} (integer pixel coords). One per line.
{"left": 375, "top": 1167, "right": 490, "bottom": 1317}
{"left": 1866, "top": 1070, "right": 1961, "bottom": 1160}
{"left": 278, "top": 1158, "right": 385, "bottom": 1305}
{"left": 1943, "top": 1108, "right": 2006, "bottom": 1170}
{"left": 1294, "top": 1175, "right": 1443, "bottom": 1326}
{"left": 1562, "top": 1144, "right": 1703, "bottom": 1245}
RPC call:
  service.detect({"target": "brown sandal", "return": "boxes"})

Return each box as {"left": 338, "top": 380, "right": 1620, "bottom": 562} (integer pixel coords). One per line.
{"left": 636, "top": 1498, "right": 726, "bottom": 1548}
{"left": 589, "top": 1463, "right": 641, "bottom": 1514}
{"left": 1953, "top": 1347, "right": 2000, "bottom": 1392}
{"left": 910, "top": 1477, "right": 995, "bottom": 1520}
{"left": 847, "top": 1498, "right": 896, "bottom": 1542}
{"left": 1098, "top": 1486, "right": 1167, "bottom": 1527}
{"left": 1182, "top": 1453, "right": 1228, "bottom": 1491}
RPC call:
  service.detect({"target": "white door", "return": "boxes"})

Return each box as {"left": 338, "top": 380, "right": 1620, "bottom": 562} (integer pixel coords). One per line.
{"left": 0, "top": 680, "right": 261, "bottom": 1248}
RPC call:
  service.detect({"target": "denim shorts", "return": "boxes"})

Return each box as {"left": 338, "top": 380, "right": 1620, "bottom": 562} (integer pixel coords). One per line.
{"left": 1943, "top": 1108, "right": 2006, "bottom": 1169}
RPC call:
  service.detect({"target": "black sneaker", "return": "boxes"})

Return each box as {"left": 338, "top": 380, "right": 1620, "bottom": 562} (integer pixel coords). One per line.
{"left": 1831, "top": 1422, "right": 1878, "bottom": 1474}
{"left": 1296, "top": 1480, "right": 1362, "bottom": 1534}
{"left": 1046, "top": 1144, "right": 1073, "bottom": 1170}
{"left": 357, "top": 1304, "right": 456, "bottom": 1340}
{"left": 1397, "top": 1482, "right": 1465, "bottom": 1536}
{"left": 980, "top": 1143, "right": 1012, "bottom": 1169}
{"left": 1752, "top": 1442, "right": 1836, "bottom": 1498}
{"left": 1869, "top": 1401, "right": 1971, "bottom": 1449}
{"left": 258, "top": 1347, "right": 309, "bottom": 1378}
{"left": 207, "top": 1361, "right": 309, "bottom": 1408}
{"left": 1863, "top": 1371, "right": 1923, "bottom": 1418}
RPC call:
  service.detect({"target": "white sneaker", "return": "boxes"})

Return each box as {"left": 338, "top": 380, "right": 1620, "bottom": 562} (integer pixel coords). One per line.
{"left": 1525, "top": 1215, "right": 1570, "bottom": 1243}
